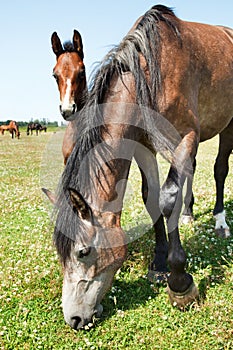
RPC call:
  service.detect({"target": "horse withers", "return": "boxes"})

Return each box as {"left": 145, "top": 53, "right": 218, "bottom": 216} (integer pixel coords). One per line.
{"left": 51, "top": 30, "right": 87, "bottom": 164}
{"left": 47, "top": 5, "right": 232, "bottom": 330}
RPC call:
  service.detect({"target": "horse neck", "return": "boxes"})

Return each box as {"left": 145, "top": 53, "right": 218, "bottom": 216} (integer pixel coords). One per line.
{"left": 82, "top": 140, "right": 132, "bottom": 216}
{"left": 75, "top": 76, "right": 88, "bottom": 110}
{"left": 84, "top": 75, "right": 139, "bottom": 214}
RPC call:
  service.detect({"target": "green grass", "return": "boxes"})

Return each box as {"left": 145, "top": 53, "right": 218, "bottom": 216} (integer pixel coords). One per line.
{"left": 0, "top": 131, "right": 233, "bottom": 349}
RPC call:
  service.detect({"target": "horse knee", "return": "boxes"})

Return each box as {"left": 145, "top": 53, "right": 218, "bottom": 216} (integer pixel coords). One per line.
{"left": 159, "top": 183, "right": 178, "bottom": 218}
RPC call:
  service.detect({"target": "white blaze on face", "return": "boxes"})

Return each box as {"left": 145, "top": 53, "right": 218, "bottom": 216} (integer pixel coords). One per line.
{"left": 61, "top": 78, "right": 73, "bottom": 112}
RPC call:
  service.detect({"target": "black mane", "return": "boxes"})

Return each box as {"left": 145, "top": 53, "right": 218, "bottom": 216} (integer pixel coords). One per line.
{"left": 53, "top": 5, "right": 180, "bottom": 264}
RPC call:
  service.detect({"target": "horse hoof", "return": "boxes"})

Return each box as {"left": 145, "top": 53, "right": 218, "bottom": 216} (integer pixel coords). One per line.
{"left": 166, "top": 282, "right": 199, "bottom": 309}
{"left": 180, "top": 214, "right": 194, "bottom": 225}
{"left": 215, "top": 227, "right": 230, "bottom": 238}
{"left": 147, "top": 270, "right": 169, "bottom": 285}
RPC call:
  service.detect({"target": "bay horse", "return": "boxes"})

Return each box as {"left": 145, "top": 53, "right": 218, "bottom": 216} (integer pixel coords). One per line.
{"left": 51, "top": 25, "right": 233, "bottom": 238}
{"left": 48, "top": 5, "right": 232, "bottom": 330}
{"left": 0, "top": 121, "right": 20, "bottom": 139}
{"left": 51, "top": 30, "right": 87, "bottom": 164}
{"left": 27, "top": 122, "right": 47, "bottom": 136}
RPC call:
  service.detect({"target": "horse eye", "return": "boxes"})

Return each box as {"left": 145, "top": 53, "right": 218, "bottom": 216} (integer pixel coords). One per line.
{"left": 77, "top": 247, "right": 91, "bottom": 259}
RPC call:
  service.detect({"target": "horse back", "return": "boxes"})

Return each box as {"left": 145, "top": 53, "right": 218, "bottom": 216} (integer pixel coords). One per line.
{"left": 217, "top": 25, "right": 233, "bottom": 43}
{"left": 158, "top": 19, "right": 233, "bottom": 140}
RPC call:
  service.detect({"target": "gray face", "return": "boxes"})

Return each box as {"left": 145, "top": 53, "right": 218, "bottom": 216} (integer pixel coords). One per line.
{"left": 60, "top": 192, "right": 127, "bottom": 330}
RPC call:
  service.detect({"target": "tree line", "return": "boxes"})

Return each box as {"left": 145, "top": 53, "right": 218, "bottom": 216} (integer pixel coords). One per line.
{"left": 0, "top": 119, "right": 59, "bottom": 127}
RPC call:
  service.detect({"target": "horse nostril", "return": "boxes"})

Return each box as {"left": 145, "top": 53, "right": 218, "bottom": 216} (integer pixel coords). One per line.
{"left": 70, "top": 316, "right": 82, "bottom": 330}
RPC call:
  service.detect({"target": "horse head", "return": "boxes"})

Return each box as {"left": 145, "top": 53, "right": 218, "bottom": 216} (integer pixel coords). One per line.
{"left": 51, "top": 30, "right": 87, "bottom": 120}
{"left": 53, "top": 188, "right": 127, "bottom": 330}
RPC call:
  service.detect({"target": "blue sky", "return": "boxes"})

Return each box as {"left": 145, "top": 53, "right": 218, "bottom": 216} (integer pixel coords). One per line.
{"left": 0, "top": 1, "right": 232, "bottom": 123}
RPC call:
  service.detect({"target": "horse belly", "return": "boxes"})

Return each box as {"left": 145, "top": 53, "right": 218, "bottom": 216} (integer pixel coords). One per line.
{"left": 198, "top": 85, "right": 233, "bottom": 142}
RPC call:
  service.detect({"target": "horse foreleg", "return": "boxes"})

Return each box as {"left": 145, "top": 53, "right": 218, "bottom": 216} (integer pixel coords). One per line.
{"left": 134, "top": 145, "right": 169, "bottom": 283}
{"left": 159, "top": 130, "right": 199, "bottom": 307}
{"left": 213, "top": 123, "right": 233, "bottom": 238}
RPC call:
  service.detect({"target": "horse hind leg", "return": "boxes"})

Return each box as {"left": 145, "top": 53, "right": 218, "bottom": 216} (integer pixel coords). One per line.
{"left": 213, "top": 125, "right": 233, "bottom": 238}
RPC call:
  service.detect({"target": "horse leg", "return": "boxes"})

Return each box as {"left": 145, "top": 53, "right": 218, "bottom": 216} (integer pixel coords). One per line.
{"left": 180, "top": 158, "right": 196, "bottom": 224}
{"left": 134, "top": 146, "right": 169, "bottom": 283}
{"left": 159, "top": 131, "right": 199, "bottom": 307}
{"left": 213, "top": 122, "right": 233, "bottom": 238}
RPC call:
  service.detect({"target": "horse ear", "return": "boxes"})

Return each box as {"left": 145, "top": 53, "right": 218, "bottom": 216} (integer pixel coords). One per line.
{"left": 73, "top": 30, "right": 84, "bottom": 60}
{"left": 51, "top": 32, "right": 64, "bottom": 58}
{"left": 42, "top": 188, "right": 57, "bottom": 205}
{"left": 69, "top": 188, "right": 90, "bottom": 220}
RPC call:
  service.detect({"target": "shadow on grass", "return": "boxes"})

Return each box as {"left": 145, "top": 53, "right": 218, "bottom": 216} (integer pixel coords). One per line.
{"left": 98, "top": 224, "right": 165, "bottom": 324}
{"left": 101, "top": 276, "right": 163, "bottom": 323}
{"left": 182, "top": 199, "right": 233, "bottom": 301}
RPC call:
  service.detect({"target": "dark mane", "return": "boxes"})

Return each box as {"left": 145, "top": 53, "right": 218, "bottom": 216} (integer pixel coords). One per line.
{"left": 53, "top": 5, "right": 181, "bottom": 264}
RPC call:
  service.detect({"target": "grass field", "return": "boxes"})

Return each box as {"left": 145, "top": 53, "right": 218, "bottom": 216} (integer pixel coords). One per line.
{"left": 0, "top": 129, "right": 233, "bottom": 349}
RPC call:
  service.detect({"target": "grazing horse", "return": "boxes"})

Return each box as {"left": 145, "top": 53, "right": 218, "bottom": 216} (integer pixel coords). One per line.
{"left": 51, "top": 27, "right": 233, "bottom": 238}
{"left": 51, "top": 30, "right": 87, "bottom": 164}
{"left": 0, "top": 121, "right": 20, "bottom": 139}
{"left": 47, "top": 5, "right": 232, "bottom": 330}
{"left": 27, "top": 122, "right": 47, "bottom": 136}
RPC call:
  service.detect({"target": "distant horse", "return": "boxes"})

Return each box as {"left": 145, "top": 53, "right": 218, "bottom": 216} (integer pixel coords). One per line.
{"left": 45, "top": 5, "right": 232, "bottom": 330}
{"left": 27, "top": 122, "right": 47, "bottom": 136}
{"left": 0, "top": 121, "right": 20, "bottom": 139}
{"left": 51, "top": 30, "right": 87, "bottom": 164}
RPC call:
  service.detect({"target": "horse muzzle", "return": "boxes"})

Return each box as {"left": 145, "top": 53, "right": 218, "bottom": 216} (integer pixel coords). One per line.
{"left": 59, "top": 104, "right": 77, "bottom": 121}
{"left": 66, "top": 304, "right": 103, "bottom": 330}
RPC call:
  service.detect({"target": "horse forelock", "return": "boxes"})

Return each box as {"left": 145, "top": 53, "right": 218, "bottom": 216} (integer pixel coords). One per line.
{"left": 53, "top": 5, "right": 181, "bottom": 263}
{"left": 63, "top": 41, "right": 75, "bottom": 53}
